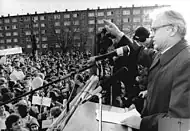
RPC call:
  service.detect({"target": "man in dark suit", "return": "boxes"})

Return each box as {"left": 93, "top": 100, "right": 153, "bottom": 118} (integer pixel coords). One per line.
{"left": 104, "top": 8, "right": 190, "bottom": 131}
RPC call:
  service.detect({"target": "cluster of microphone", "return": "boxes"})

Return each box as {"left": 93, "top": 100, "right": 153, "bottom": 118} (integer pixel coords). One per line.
{"left": 88, "top": 45, "right": 130, "bottom": 63}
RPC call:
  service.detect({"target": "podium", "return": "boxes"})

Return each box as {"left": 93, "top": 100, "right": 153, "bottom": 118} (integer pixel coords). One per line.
{"left": 62, "top": 102, "right": 129, "bottom": 131}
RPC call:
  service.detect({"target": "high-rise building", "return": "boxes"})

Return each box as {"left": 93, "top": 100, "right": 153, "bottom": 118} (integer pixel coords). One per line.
{"left": 0, "top": 4, "right": 169, "bottom": 53}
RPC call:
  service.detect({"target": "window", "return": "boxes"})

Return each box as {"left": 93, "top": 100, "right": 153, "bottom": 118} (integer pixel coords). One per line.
{"left": 40, "top": 16, "right": 45, "bottom": 20}
{"left": 97, "top": 19, "right": 104, "bottom": 24}
{"left": 42, "top": 44, "right": 48, "bottom": 48}
{"left": 33, "top": 16, "right": 38, "bottom": 21}
{"left": 73, "top": 20, "right": 79, "bottom": 25}
{"left": 0, "top": 46, "right": 5, "bottom": 50}
{"left": 0, "top": 46, "right": 5, "bottom": 49}
{"left": 33, "top": 23, "right": 38, "bottom": 28}
{"left": 64, "top": 14, "right": 70, "bottom": 18}
{"left": 12, "top": 25, "right": 18, "bottom": 29}
{"left": 0, "top": 33, "right": 3, "bottom": 37}
{"left": 13, "top": 38, "right": 18, "bottom": 43}
{"left": 25, "top": 31, "right": 31, "bottom": 35}
{"left": 123, "top": 18, "right": 130, "bottom": 23}
{"left": 123, "top": 10, "right": 130, "bottom": 15}
{"left": 0, "top": 26, "right": 3, "bottom": 30}
{"left": 143, "top": 9, "right": 153, "bottom": 15}
{"left": 55, "top": 22, "right": 60, "bottom": 26}
{"left": 88, "top": 20, "right": 95, "bottom": 24}
{"left": 20, "top": 17, "right": 24, "bottom": 22}
{"left": 42, "top": 37, "right": 47, "bottom": 41}
{"left": 41, "top": 30, "right": 46, "bottom": 34}
{"left": 26, "top": 37, "right": 31, "bottom": 42}
{"left": 0, "top": 40, "right": 4, "bottom": 43}
{"left": 27, "top": 44, "right": 32, "bottom": 48}
{"left": 64, "top": 28, "right": 70, "bottom": 32}
{"left": 133, "top": 17, "right": 141, "bottom": 22}
{"left": 6, "top": 32, "right": 11, "bottom": 36}
{"left": 33, "top": 30, "right": 39, "bottom": 35}
{"left": 73, "top": 13, "right": 78, "bottom": 18}
{"left": 4, "top": 19, "right": 10, "bottom": 23}
{"left": 55, "top": 29, "right": 61, "bottom": 34}
{"left": 107, "top": 11, "right": 113, "bottom": 16}
{"left": 25, "top": 24, "right": 30, "bottom": 28}
{"left": 88, "top": 27, "right": 94, "bottom": 32}
{"left": 13, "top": 32, "right": 18, "bottom": 36}
{"left": 41, "top": 23, "right": 45, "bottom": 27}
{"left": 6, "top": 39, "right": 12, "bottom": 43}
{"left": 97, "top": 12, "right": 104, "bottom": 16}
{"left": 123, "top": 25, "right": 131, "bottom": 31}
{"left": 24, "top": 17, "right": 30, "bottom": 21}
{"left": 64, "top": 21, "right": 71, "bottom": 26}
{"left": 133, "top": 9, "right": 140, "bottom": 15}
{"left": 5, "top": 26, "right": 10, "bottom": 30}
{"left": 54, "top": 14, "right": 60, "bottom": 19}
{"left": 7, "top": 45, "right": 12, "bottom": 48}
{"left": 88, "top": 12, "right": 95, "bottom": 17}
{"left": 143, "top": 16, "right": 151, "bottom": 22}
{"left": 12, "top": 18, "right": 17, "bottom": 22}
{"left": 0, "top": 20, "right": 2, "bottom": 24}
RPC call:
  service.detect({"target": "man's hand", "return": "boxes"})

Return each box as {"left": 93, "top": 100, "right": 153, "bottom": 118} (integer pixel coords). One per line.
{"left": 139, "top": 90, "right": 148, "bottom": 98}
{"left": 121, "top": 115, "right": 142, "bottom": 129}
{"left": 103, "top": 20, "right": 124, "bottom": 41}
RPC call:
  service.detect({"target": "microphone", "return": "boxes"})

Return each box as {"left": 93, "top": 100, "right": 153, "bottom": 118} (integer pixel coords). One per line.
{"left": 88, "top": 45, "right": 130, "bottom": 63}
{"left": 82, "top": 67, "right": 128, "bottom": 104}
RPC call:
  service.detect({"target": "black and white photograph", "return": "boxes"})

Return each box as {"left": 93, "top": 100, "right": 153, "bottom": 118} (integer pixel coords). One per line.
{"left": 0, "top": 0, "right": 190, "bottom": 131}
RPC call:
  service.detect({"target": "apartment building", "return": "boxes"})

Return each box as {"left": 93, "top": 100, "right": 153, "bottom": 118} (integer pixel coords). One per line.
{"left": 0, "top": 4, "right": 169, "bottom": 53}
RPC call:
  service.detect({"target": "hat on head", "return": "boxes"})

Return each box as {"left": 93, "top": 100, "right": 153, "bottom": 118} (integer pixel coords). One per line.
{"left": 133, "top": 26, "right": 150, "bottom": 42}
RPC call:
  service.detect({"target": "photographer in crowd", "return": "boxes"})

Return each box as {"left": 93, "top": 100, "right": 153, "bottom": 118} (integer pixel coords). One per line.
{"left": 104, "top": 7, "right": 190, "bottom": 131}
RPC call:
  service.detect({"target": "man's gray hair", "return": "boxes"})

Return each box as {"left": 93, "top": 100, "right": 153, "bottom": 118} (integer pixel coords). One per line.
{"left": 164, "top": 10, "right": 187, "bottom": 37}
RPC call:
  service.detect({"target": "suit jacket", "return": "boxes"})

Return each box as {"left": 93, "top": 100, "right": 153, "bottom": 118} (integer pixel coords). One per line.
{"left": 118, "top": 36, "right": 190, "bottom": 131}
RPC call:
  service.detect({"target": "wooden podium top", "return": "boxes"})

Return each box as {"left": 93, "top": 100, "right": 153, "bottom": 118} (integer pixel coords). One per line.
{"left": 63, "top": 102, "right": 129, "bottom": 131}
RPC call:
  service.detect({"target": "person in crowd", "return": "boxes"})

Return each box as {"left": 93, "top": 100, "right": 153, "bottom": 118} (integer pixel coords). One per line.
{"left": 14, "top": 102, "right": 38, "bottom": 130}
{"left": 49, "top": 106, "right": 62, "bottom": 121}
{"left": 28, "top": 118, "right": 39, "bottom": 131}
{"left": 0, "top": 101, "right": 10, "bottom": 130}
{"left": 5, "top": 113, "right": 29, "bottom": 131}
{"left": 104, "top": 7, "right": 190, "bottom": 131}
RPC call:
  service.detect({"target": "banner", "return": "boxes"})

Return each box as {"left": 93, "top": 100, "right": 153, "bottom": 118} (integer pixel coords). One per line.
{"left": 32, "top": 96, "right": 51, "bottom": 107}
{"left": 0, "top": 47, "right": 22, "bottom": 56}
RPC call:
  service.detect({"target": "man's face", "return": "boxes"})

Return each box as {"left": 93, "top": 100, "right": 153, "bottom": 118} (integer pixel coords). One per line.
{"left": 30, "top": 125, "right": 39, "bottom": 131}
{"left": 11, "top": 119, "right": 22, "bottom": 131}
{"left": 0, "top": 105, "right": 5, "bottom": 115}
{"left": 151, "top": 14, "right": 173, "bottom": 52}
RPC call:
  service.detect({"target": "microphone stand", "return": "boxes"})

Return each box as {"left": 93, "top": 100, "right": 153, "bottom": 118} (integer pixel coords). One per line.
{"left": 98, "top": 93, "right": 102, "bottom": 131}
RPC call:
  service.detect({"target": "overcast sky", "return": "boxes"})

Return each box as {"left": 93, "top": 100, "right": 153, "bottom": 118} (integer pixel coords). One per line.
{"left": 1, "top": 0, "right": 189, "bottom": 16}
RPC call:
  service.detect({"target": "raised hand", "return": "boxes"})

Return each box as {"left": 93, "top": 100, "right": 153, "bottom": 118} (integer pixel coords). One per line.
{"left": 103, "top": 19, "right": 124, "bottom": 41}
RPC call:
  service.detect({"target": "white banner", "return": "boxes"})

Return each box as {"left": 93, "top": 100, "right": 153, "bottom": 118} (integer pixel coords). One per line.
{"left": 0, "top": 47, "right": 22, "bottom": 56}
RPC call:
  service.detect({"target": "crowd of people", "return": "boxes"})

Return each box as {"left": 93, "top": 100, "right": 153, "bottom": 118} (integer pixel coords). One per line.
{"left": 0, "top": 50, "right": 94, "bottom": 131}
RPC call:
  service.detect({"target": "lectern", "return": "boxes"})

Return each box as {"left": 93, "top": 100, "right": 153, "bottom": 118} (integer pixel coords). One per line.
{"left": 62, "top": 102, "right": 130, "bottom": 131}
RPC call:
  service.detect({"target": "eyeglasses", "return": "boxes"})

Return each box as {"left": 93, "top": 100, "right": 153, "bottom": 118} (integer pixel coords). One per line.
{"left": 151, "top": 24, "right": 173, "bottom": 34}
